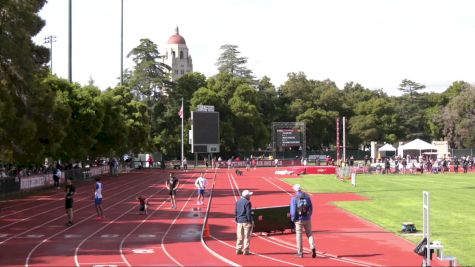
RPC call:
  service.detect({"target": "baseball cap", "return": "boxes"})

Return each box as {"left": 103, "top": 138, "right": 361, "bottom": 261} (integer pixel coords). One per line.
{"left": 293, "top": 184, "right": 302, "bottom": 192}
{"left": 241, "top": 190, "right": 253, "bottom": 197}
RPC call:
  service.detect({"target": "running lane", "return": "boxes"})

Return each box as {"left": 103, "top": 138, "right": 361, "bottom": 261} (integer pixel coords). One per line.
{"left": 1, "top": 171, "right": 159, "bottom": 267}
{"left": 203, "top": 168, "right": 449, "bottom": 266}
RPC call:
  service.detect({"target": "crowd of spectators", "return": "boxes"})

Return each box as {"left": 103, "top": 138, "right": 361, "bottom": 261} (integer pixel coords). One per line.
{"left": 0, "top": 164, "right": 55, "bottom": 179}
{"left": 0, "top": 158, "right": 127, "bottom": 180}
{"left": 372, "top": 155, "right": 474, "bottom": 174}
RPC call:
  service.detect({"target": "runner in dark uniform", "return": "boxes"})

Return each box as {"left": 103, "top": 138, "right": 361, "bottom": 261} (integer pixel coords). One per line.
{"left": 65, "top": 177, "right": 75, "bottom": 226}
{"left": 166, "top": 173, "right": 179, "bottom": 209}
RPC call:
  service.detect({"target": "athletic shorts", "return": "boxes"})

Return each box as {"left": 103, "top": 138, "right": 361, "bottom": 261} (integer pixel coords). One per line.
{"left": 198, "top": 189, "right": 205, "bottom": 195}
{"left": 65, "top": 198, "right": 73, "bottom": 209}
{"left": 168, "top": 189, "right": 177, "bottom": 196}
{"left": 139, "top": 204, "right": 145, "bottom": 212}
{"left": 95, "top": 197, "right": 102, "bottom": 205}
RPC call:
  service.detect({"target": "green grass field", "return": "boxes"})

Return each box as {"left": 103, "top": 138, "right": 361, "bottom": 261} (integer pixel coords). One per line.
{"left": 284, "top": 172, "right": 475, "bottom": 265}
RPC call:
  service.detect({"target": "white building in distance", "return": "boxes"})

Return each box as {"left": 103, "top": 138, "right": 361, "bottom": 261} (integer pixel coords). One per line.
{"left": 162, "top": 27, "right": 193, "bottom": 81}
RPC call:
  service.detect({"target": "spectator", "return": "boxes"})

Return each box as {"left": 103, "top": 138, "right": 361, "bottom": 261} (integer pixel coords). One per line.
{"left": 182, "top": 157, "right": 188, "bottom": 170}
{"left": 235, "top": 190, "right": 253, "bottom": 255}
{"left": 290, "top": 184, "right": 316, "bottom": 258}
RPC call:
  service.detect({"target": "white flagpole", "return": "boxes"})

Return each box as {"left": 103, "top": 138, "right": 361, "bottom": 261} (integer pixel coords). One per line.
{"left": 181, "top": 98, "right": 184, "bottom": 168}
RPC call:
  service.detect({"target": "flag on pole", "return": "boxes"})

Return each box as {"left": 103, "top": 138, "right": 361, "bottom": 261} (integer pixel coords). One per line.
{"left": 178, "top": 104, "right": 183, "bottom": 119}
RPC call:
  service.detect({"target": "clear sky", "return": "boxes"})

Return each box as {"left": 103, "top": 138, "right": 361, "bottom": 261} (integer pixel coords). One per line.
{"left": 33, "top": 0, "right": 475, "bottom": 95}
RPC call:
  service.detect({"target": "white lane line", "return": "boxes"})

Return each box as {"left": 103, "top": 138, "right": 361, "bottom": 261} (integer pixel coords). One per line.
{"left": 138, "top": 234, "right": 156, "bottom": 238}
{"left": 0, "top": 175, "right": 140, "bottom": 223}
{"left": 120, "top": 177, "right": 193, "bottom": 267}
{"left": 74, "top": 185, "right": 168, "bottom": 267}
{"left": 210, "top": 235, "right": 303, "bottom": 267}
{"left": 262, "top": 177, "right": 293, "bottom": 196}
{"left": 23, "top": 174, "right": 160, "bottom": 267}
{"left": 1, "top": 174, "right": 157, "bottom": 245}
{"left": 227, "top": 173, "right": 238, "bottom": 202}
{"left": 266, "top": 236, "right": 372, "bottom": 266}
{"left": 64, "top": 234, "right": 82, "bottom": 238}
{"left": 100, "top": 234, "right": 119, "bottom": 238}
{"left": 160, "top": 186, "right": 197, "bottom": 267}
{"left": 259, "top": 176, "right": 374, "bottom": 267}
{"left": 200, "top": 172, "right": 240, "bottom": 267}
{"left": 229, "top": 173, "right": 241, "bottom": 197}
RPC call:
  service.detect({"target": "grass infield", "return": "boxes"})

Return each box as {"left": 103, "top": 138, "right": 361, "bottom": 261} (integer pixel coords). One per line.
{"left": 284, "top": 172, "right": 475, "bottom": 265}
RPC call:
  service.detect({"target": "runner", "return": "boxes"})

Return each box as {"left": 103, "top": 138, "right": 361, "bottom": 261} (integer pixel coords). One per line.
{"left": 166, "top": 172, "right": 179, "bottom": 209}
{"left": 65, "top": 177, "right": 75, "bottom": 226}
{"left": 136, "top": 195, "right": 149, "bottom": 215}
{"left": 194, "top": 172, "right": 208, "bottom": 205}
{"left": 94, "top": 177, "right": 104, "bottom": 218}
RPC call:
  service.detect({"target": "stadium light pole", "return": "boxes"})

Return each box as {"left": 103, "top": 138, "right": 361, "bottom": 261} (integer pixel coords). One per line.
{"left": 44, "top": 35, "right": 56, "bottom": 74}
{"left": 120, "top": 0, "right": 124, "bottom": 85}
{"left": 68, "top": 0, "right": 72, "bottom": 83}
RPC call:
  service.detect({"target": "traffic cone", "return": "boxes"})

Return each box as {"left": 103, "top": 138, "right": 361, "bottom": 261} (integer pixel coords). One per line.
{"left": 203, "top": 223, "right": 211, "bottom": 238}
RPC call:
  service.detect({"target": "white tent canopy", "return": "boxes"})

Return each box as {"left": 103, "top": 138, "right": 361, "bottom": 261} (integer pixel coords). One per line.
{"left": 379, "top": 144, "right": 397, "bottom": 152}
{"left": 398, "top": 138, "right": 437, "bottom": 157}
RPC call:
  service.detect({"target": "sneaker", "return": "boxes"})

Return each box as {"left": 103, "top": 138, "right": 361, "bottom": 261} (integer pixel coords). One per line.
{"left": 243, "top": 251, "right": 252, "bottom": 255}
{"left": 66, "top": 222, "right": 73, "bottom": 227}
{"left": 312, "top": 248, "right": 316, "bottom": 258}
{"left": 297, "top": 253, "right": 303, "bottom": 258}
{"left": 236, "top": 250, "right": 243, "bottom": 255}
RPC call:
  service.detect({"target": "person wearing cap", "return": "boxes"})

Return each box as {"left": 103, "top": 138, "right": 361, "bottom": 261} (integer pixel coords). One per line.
{"left": 235, "top": 189, "right": 254, "bottom": 255}
{"left": 290, "top": 184, "right": 316, "bottom": 258}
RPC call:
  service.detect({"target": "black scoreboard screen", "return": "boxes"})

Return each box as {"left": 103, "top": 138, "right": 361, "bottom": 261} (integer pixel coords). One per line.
{"left": 276, "top": 128, "right": 301, "bottom": 147}
{"left": 192, "top": 112, "right": 219, "bottom": 144}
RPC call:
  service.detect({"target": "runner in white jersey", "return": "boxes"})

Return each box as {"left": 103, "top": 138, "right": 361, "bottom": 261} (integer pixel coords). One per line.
{"left": 194, "top": 172, "right": 208, "bottom": 205}
{"left": 94, "top": 177, "right": 104, "bottom": 218}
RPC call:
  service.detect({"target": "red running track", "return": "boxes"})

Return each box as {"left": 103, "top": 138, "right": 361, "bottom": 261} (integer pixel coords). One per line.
{"left": 0, "top": 168, "right": 450, "bottom": 266}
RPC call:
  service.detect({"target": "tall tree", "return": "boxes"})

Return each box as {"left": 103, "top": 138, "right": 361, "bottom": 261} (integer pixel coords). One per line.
{"left": 398, "top": 79, "right": 426, "bottom": 98}
{"left": 127, "top": 38, "right": 171, "bottom": 100}
{"left": 215, "top": 44, "right": 254, "bottom": 80}
{"left": 90, "top": 88, "right": 128, "bottom": 158}
{"left": 59, "top": 84, "right": 105, "bottom": 161}
{"left": 127, "top": 38, "right": 173, "bottom": 153}
{"left": 0, "top": 0, "right": 52, "bottom": 163}
{"left": 112, "top": 86, "right": 150, "bottom": 154}
{"left": 397, "top": 79, "right": 430, "bottom": 141}
{"left": 438, "top": 84, "right": 475, "bottom": 148}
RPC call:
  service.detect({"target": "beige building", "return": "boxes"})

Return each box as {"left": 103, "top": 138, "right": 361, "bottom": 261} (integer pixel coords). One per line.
{"left": 162, "top": 27, "right": 193, "bottom": 81}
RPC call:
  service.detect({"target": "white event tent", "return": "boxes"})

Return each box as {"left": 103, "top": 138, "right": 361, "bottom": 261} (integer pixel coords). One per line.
{"left": 397, "top": 139, "right": 438, "bottom": 157}
{"left": 378, "top": 143, "right": 397, "bottom": 158}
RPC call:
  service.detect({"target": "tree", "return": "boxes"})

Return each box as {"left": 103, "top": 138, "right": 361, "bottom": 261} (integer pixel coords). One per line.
{"left": 112, "top": 85, "right": 150, "bottom": 154}
{"left": 127, "top": 38, "right": 171, "bottom": 100}
{"left": 396, "top": 79, "right": 431, "bottom": 141}
{"left": 438, "top": 84, "right": 475, "bottom": 148}
{"left": 59, "top": 84, "right": 105, "bottom": 161}
{"left": 0, "top": 0, "right": 53, "bottom": 163}
{"left": 215, "top": 44, "right": 254, "bottom": 80}
{"left": 398, "top": 79, "right": 425, "bottom": 98}
{"left": 228, "top": 84, "right": 267, "bottom": 150}
{"left": 90, "top": 88, "right": 128, "bottom": 158}
{"left": 349, "top": 97, "right": 400, "bottom": 145}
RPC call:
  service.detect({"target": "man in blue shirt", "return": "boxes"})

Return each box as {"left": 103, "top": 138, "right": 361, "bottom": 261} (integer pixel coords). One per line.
{"left": 290, "top": 184, "right": 316, "bottom": 258}
{"left": 235, "top": 189, "right": 253, "bottom": 255}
